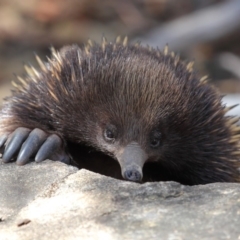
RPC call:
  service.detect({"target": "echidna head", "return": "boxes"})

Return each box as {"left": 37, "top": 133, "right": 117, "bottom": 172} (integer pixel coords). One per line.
{"left": 80, "top": 52, "right": 176, "bottom": 182}
{"left": 80, "top": 47, "right": 189, "bottom": 182}
{"left": 94, "top": 121, "right": 164, "bottom": 182}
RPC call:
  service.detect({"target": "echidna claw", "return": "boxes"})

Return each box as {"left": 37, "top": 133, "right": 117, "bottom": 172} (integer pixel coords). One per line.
{"left": 2, "top": 128, "right": 30, "bottom": 163}
{"left": 35, "top": 134, "right": 62, "bottom": 162}
{"left": 16, "top": 128, "right": 47, "bottom": 165}
{"left": 1, "top": 127, "right": 69, "bottom": 165}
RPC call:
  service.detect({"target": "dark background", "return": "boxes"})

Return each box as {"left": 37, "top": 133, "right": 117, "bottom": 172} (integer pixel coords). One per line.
{"left": 0, "top": 0, "right": 240, "bottom": 107}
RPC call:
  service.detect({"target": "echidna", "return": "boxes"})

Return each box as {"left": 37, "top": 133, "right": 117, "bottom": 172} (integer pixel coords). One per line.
{"left": 0, "top": 37, "right": 240, "bottom": 185}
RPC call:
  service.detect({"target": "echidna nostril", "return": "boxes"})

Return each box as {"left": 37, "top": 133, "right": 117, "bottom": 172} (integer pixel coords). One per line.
{"left": 123, "top": 168, "right": 142, "bottom": 182}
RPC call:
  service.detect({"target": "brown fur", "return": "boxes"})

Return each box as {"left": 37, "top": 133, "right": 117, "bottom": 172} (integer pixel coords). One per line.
{"left": 1, "top": 37, "right": 240, "bottom": 185}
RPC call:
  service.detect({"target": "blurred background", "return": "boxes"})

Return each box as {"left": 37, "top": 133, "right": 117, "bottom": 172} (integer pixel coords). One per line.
{"left": 0, "top": 0, "right": 240, "bottom": 114}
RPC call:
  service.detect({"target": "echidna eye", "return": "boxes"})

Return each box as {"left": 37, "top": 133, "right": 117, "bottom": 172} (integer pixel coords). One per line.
{"left": 150, "top": 131, "right": 162, "bottom": 148}
{"left": 105, "top": 129, "right": 114, "bottom": 139}
{"left": 103, "top": 126, "right": 117, "bottom": 142}
{"left": 150, "top": 139, "right": 160, "bottom": 148}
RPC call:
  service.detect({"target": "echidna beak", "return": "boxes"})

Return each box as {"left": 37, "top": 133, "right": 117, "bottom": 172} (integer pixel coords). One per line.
{"left": 117, "top": 142, "right": 147, "bottom": 182}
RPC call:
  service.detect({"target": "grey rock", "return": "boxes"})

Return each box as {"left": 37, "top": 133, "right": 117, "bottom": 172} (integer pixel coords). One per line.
{"left": 0, "top": 160, "right": 78, "bottom": 220}
{"left": 0, "top": 160, "right": 240, "bottom": 240}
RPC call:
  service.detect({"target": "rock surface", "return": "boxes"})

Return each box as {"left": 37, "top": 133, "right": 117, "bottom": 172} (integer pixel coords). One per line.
{"left": 0, "top": 160, "right": 240, "bottom": 240}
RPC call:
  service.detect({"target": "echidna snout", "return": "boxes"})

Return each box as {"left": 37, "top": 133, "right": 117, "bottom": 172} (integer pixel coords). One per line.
{"left": 116, "top": 142, "right": 147, "bottom": 182}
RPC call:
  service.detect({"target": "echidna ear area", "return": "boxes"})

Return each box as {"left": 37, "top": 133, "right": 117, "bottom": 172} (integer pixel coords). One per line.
{"left": 6, "top": 37, "right": 240, "bottom": 175}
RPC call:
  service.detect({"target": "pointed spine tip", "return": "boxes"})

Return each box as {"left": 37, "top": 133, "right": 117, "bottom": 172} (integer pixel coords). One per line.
{"left": 50, "top": 47, "right": 62, "bottom": 66}
{"left": 35, "top": 55, "right": 47, "bottom": 73}
{"left": 164, "top": 45, "right": 168, "bottom": 55}
{"left": 102, "top": 37, "right": 107, "bottom": 52}
{"left": 134, "top": 42, "right": 140, "bottom": 47}
{"left": 223, "top": 104, "right": 239, "bottom": 114}
{"left": 123, "top": 36, "right": 128, "bottom": 47}
{"left": 30, "top": 66, "right": 40, "bottom": 78}
{"left": 171, "top": 51, "right": 175, "bottom": 58}
{"left": 48, "top": 89, "right": 59, "bottom": 102}
{"left": 70, "top": 64, "right": 77, "bottom": 83}
{"left": 77, "top": 50, "right": 84, "bottom": 83}
{"left": 24, "top": 65, "right": 33, "bottom": 76}
{"left": 231, "top": 125, "right": 240, "bottom": 132}
{"left": 174, "top": 55, "right": 180, "bottom": 66}
{"left": 46, "top": 56, "right": 53, "bottom": 65}
{"left": 17, "top": 76, "right": 27, "bottom": 87}
{"left": 85, "top": 45, "right": 90, "bottom": 55}
{"left": 50, "top": 46, "right": 57, "bottom": 55}
{"left": 200, "top": 75, "right": 208, "bottom": 83}
{"left": 11, "top": 81, "right": 19, "bottom": 88}
{"left": 24, "top": 64, "right": 38, "bottom": 83}
{"left": 186, "top": 61, "right": 194, "bottom": 72}
{"left": 87, "top": 39, "right": 93, "bottom": 47}
{"left": 116, "top": 36, "right": 121, "bottom": 44}
{"left": 226, "top": 116, "right": 240, "bottom": 126}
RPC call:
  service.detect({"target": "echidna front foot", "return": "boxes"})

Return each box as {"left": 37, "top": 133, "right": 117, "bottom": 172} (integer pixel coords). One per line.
{"left": 1, "top": 127, "right": 70, "bottom": 165}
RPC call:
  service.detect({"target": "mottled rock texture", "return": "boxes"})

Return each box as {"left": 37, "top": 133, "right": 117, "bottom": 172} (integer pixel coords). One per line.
{"left": 0, "top": 160, "right": 240, "bottom": 240}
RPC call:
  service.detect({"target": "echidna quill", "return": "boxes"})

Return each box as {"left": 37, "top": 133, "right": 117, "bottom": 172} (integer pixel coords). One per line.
{"left": 0, "top": 37, "right": 240, "bottom": 185}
